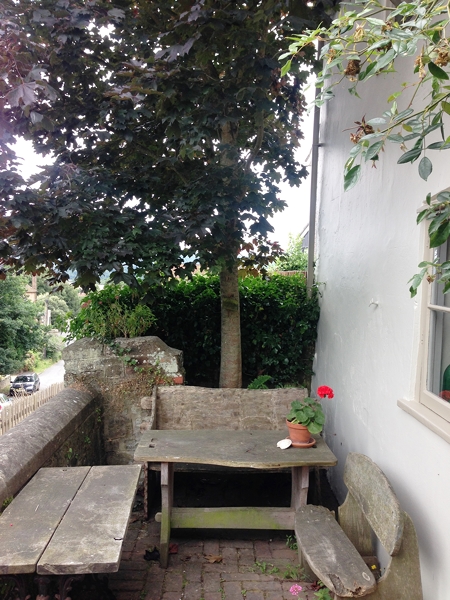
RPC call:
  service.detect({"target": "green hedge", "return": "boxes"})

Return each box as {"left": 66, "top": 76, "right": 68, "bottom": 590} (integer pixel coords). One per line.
{"left": 239, "top": 275, "right": 319, "bottom": 388}
{"left": 68, "top": 274, "right": 319, "bottom": 387}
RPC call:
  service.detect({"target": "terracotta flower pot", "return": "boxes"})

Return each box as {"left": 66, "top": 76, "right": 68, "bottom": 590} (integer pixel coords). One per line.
{"left": 286, "top": 420, "right": 311, "bottom": 445}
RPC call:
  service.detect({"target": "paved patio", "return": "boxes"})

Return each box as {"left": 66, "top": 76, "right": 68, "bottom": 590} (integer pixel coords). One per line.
{"left": 66, "top": 469, "right": 335, "bottom": 600}
{"left": 99, "top": 469, "right": 337, "bottom": 600}
{"left": 108, "top": 515, "right": 320, "bottom": 600}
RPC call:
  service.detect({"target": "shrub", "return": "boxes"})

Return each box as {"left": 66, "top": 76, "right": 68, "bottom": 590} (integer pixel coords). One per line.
{"left": 68, "top": 275, "right": 319, "bottom": 387}
{"left": 67, "top": 285, "right": 156, "bottom": 341}
{"left": 239, "top": 274, "right": 318, "bottom": 388}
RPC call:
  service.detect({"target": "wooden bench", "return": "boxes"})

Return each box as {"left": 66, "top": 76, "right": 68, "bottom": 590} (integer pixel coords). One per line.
{"left": 0, "top": 464, "right": 141, "bottom": 600}
{"left": 295, "top": 453, "right": 423, "bottom": 599}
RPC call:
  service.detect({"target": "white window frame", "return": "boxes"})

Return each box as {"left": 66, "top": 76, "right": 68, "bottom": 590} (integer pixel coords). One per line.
{"left": 398, "top": 189, "right": 450, "bottom": 443}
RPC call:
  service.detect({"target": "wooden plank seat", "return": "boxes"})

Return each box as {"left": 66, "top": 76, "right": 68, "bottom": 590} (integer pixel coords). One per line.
{"left": 295, "top": 453, "right": 423, "bottom": 599}
{"left": 0, "top": 465, "right": 141, "bottom": 600}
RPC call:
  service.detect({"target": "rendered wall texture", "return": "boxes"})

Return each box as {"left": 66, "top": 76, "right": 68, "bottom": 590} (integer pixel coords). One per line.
{"left": 314, "top": 69, "right": 450, "bottom": 600}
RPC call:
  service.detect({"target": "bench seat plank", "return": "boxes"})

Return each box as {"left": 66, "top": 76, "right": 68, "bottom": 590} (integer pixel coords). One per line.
{"left": 37, "top": 465, "right": 141, "bottom": 575}
{"left": 295, "top": 506, "right": 377, "bottom": 598}
{"left": 0, "top": 467, "right": 90, "bottom": 575}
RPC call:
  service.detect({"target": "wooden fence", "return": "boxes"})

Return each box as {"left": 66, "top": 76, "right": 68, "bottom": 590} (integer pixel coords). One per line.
{"left": 0, "top": 383, "right": 65, "bottom": 435}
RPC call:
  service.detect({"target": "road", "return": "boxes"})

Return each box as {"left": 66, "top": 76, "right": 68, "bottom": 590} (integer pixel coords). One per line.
{"left": 39, "top": 360, "right": 65, "bottom": 389}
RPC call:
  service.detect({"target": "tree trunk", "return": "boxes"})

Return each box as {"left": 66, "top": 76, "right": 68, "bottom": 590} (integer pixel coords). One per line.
{"left": 218, "top": 120, "right": 242, "bottom": 388}
{"left": 219, "top": 263, "right": 242, "bottom": 388}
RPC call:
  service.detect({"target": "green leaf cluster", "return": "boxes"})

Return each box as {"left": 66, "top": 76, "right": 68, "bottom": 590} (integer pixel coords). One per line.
{"left": 286, "top": 396, "right": 325, "bottom": 434}
{"left": 67, "top": 274, "right": 319, "bottom": 387}
{"left": 0, "top": 0, "right": 318, "bottom": 290}
{"left": 67, "top": 284, "right": 156, "bottom": 341}
{"left": 0, "top": 272, "right": 47, "bottom": 374}
{"left": 248, "top": 374, "right": 272, "bottom": 389}
{"left": 269, "top": 233, "right": 308, "bottom": 272}
{"left": 409, "top": 191, "right": 450, "bottom": 296}
{"left": 285, "top": 0, "right": 450, "bottom": 189}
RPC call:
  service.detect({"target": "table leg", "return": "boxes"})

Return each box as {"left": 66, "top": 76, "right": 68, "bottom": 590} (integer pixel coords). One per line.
{"left": 144, "top": 462, "right": 149, "bottom": 520}
{"left": 160, "top": 462, "right": 174, "bottom": 568}
{"left": 291, "top": 466, "right": 309, "bottom": 510}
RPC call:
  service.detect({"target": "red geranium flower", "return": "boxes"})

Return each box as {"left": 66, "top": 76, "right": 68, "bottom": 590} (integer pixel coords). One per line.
{"left": 440, "top": 390, "right": 450, "bottom": 401}
{"left": 317, "top": 385, "right": 334, "bottom": 399}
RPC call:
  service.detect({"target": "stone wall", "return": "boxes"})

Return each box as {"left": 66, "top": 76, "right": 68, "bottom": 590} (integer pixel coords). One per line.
{"left": 142, "top": 386, "right": 308, "bottom": 431}
{"left": 0, "top": 388, "right": 103, "bottom": 506}
{"left": 44, "top": 401, "right": 105, "bottom": 469}
{"left": 63, "top": 336, "right": 184, "bottom": 464}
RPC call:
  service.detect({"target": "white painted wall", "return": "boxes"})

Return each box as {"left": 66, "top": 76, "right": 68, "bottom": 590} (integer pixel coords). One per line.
{"left": 313, "top": 70, "right": 450, "bottom": 598}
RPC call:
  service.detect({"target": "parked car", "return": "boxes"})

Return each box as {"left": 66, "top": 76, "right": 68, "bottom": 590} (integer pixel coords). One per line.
{"left": 9, "top": 373, "right": 40, "bottom": 396}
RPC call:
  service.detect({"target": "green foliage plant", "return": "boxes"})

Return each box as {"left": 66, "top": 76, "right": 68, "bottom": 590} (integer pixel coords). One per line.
{"left": 283, "top": 0, "right": 450, "bottom": 297}
{"left": 287, "top": 397, "right": 326, "bottom": 434}
{"left": 68, "top": 285, "right": 156, "bottom": 341}
{"left": 270, "top": 234, "right": 308, "bottom": 272}
{"left": 239, "top": 274, "right": 319, "bottom": 388}
{"left": 286, "top": 534, "right": 298, "bottom": 551}
{"left": 253, "top": 561, "right": 280, "bottom": 575}
{"left": 313, "top": 582, "right": 333, "bottom": 600}
{"left": 282, "top": 564, "right": 302, "bottom": 580}
{"left": 0, "top": 272, "right": 47, "bottom": 374}
{"left": 284, "top": 0, "right": 450, "bottom": 189}
{"left": 286, "top": 385, "right": 334, "bottom": 434}
{"left": 1, "top": 497, "right": 13, "bottom": 512}
{"left": 45, "top": 334, "right": 64, "bottom": 360}
{"left": 247, "top": 375, "right": 272, "bottom": 389}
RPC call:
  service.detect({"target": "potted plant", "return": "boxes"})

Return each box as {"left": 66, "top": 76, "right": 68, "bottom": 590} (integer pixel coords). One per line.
{"left": 286, "top": 386, "right": 334, "bottom": 446}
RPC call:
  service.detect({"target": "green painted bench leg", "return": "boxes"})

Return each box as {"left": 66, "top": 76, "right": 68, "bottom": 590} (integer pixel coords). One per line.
{"left": 160, "top": 462, "right": 174, "bottom": 568}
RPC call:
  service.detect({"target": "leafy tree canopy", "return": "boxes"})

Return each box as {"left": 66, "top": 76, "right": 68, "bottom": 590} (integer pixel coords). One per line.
{"left": 0, "top": 0, "right": 320, "bottom": 288}
{"left": 36, "top": 276, "right": 82, "bottom": 319}
{"left": 0, "top": 0, "right": 325, "bottom": 385}
{"left": 269, "top": 232, "right": 308, "bottom": 271}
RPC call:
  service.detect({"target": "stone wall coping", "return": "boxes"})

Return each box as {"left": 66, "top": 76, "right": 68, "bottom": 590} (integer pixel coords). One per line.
{"left": 0, "top": 388, "right": 97, "bottom": 506}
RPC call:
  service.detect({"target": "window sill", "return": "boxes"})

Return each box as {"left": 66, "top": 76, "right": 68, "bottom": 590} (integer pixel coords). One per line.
{"left": 398, "top": 398, "right": 450, "bottom": 444}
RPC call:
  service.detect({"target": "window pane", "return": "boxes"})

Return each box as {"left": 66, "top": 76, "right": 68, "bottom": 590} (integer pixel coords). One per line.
{"left": 428, "top": 310, "right": 450, "bottom": 400}
{"left": 431, "top": 241, "right": 450, "bottom": 308}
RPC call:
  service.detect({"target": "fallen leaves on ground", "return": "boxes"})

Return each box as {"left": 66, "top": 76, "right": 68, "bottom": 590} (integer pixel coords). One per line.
{"left": 204, "top": 554, "right": 223, "bottom": 563}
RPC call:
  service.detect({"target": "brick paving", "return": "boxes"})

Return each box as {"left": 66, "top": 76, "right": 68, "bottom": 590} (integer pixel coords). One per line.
{"left": 108, "top": 514, "right": 320, "bottom": 600}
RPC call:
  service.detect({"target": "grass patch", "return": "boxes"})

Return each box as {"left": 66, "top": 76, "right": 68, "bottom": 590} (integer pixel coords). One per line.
{"left": 34, "top": 357, "right": 59, "bottom": 373}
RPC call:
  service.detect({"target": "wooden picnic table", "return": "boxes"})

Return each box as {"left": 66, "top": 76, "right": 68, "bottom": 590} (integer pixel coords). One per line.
{"left": 0, "top": 464, "right": 141, "bottom": 600}
{"left": 134, "top": 429, "right": 337, "bottom": 567}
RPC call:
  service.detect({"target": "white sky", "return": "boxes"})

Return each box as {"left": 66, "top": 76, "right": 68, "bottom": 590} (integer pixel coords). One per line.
{"left": 13, "top": 103, "right": 313, "bottom": 252}
{"left": 269, "top": 116, "right": 313, "bottom": 250}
